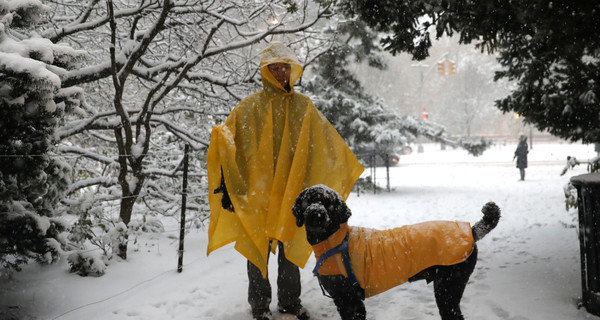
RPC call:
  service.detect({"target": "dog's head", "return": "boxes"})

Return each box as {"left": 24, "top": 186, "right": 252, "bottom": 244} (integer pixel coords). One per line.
{"left": 292, "top": 184, "right": 352, "bottom": 245}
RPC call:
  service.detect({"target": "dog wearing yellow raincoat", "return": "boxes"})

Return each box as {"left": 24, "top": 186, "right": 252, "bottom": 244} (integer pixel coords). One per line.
{"left": 292, "top": 185, "right": 501, "bottom": 320}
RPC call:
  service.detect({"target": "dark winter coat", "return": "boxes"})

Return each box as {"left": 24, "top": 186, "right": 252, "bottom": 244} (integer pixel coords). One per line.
{"left": 514, "top": 140, "right": 528, "bottom": 169}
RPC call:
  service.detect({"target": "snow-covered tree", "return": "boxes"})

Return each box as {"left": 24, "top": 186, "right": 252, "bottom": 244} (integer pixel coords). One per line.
{"left": 0, "top": 0, "right": 84, "bottom": 272}
{"left": 36, "top": 0, "right": 333, "bottom": 261}
{"left": 433, "top": 50, "right": 514, "bottom": 137}
{"left": 305, "top": 17, "right": 490, "bottom": 165}
{"left": 305, "top": 19, "right": 395, "bottom": 150}
{"left": 340, "top": 0, "right": 600, "bottom": 143}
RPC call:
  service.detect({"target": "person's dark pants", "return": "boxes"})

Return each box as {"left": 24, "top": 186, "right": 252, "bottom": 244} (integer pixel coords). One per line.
{"left": 248, "top": 241, "right": 301, "bottom": 315}
{"left": 519, "top": 168, "right": 525, "bottom": 180}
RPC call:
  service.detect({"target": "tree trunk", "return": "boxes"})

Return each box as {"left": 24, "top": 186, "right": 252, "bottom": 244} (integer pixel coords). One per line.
{"left": 117, "top": 195, "right": 136, "bottom": 259}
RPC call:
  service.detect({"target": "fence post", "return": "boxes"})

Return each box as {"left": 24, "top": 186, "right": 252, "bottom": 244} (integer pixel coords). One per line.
{"left": 371, "top": 155, "right": 376, "bottom": 194}
{"left": 385, "top": 155, "right": 390, "bottom": 192}
{"left": 177, "top": 144, "right": 190, "bottom": 273}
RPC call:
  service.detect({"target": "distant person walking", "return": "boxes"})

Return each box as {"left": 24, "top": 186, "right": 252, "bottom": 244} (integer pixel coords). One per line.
{"left": 513, "top": 134, "right": 528, "bottom": 180}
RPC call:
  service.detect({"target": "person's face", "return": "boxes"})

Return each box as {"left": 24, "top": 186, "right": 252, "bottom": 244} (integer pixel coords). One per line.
{"left": 268, "top": 63, "right": 291, "bottom": 87}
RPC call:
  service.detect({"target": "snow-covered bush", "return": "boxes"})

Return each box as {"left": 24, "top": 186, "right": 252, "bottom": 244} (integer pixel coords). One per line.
{"left": 129, "top": 217, "right": 165, "bottom": 234}
{"left": 66, "top": 190, "right": 168, "bottom": 275}
{"left": 67, "top": 251, "right": 106, "bottom": 277}
{"left": 563, "top": 182, "right": 578, "bottom": 212}
{"left": 560, "top": 154, "right": 600, "bottom": 214}
{"left": 67, "top": 195, "right": 130, "bottom": 260}
{"left": 0, "top": 201, "right": 68, "bottom": 272}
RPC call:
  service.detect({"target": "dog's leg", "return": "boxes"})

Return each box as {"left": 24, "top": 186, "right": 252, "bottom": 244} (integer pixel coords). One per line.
{"left": 433, "top": 246, "right": 478, "bottom": 320}
{"left": 318, "top": 275, "right": 366, "bottom": 320}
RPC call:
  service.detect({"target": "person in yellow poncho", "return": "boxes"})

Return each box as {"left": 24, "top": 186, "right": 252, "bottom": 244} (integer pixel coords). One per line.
{"left": 206, "top": 41, "right": 364, "bottom": 320}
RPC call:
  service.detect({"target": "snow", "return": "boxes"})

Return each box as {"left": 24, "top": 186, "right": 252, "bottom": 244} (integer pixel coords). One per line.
{"left": 0, "top": 52, "right": 61, "bottom": 88}
{"left": 2, "top": 141, "right": 600, "bottom": 320}
{"left": 570, "top": 173, "right": 600, "bottom": 186}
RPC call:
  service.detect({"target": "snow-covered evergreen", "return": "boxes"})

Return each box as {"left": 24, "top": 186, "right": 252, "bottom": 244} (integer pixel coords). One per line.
{"left": 0, "top": 0, "right": 83, "bottom": 272}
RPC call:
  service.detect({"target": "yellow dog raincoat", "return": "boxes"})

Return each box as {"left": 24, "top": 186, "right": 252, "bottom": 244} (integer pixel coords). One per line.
{"left": 312, "top": 222, "right": 475, "bottom": 297}
{"left": 206, "top": 41, "right": 364, "bottom": 277}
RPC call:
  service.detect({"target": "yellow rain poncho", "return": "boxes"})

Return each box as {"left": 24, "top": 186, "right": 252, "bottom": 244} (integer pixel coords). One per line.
{"left": 206, "top": 41, "right": 364, "bottom": 277}
{"left": 312, "top": 222, "right": 475, "bottom": 297}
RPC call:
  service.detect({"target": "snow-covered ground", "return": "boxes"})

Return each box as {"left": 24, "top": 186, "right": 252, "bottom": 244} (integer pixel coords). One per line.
{"left": 2, "top": 141, "right": 600, "bottom": 320}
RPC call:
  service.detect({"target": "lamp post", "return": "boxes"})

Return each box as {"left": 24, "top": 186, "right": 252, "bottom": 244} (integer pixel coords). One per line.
{"left": 411, "top": 53, "right": 453, "bottom": 152}
{"left": 529, "top": 124, "right": 533, "bottom": 150}
{"left": 411, "top": 62, "right": 429, "bottom": 119}
{"left": 411, "top": 62, "right": 429, "bottom": 153}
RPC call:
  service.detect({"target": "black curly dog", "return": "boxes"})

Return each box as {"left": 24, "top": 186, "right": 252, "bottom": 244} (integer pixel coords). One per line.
{"left": 292, "top": 185, "right": 501, "bottom": 320}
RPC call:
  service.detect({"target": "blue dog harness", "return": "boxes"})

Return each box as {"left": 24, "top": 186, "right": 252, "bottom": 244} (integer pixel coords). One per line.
{"left": 312, "top": 235, "right": 364, "bottom": 299}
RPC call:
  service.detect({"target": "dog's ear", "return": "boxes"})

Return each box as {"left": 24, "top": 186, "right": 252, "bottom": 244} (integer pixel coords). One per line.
{"left": 333, "top": 198, "right": 352, "bottom": 224}
{"left": 325, "top": 188, "right": 352, "bottom": 225}
{"left": 292, "top": 192, "right": 306, "bottom": 227}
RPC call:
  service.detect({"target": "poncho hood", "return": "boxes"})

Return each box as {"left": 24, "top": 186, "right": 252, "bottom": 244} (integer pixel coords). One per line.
{"left": 259, "top": 41, "right": 303, "bottom": 93}
{"left": 206, "top": 41, "right": 364, "bottom": 277}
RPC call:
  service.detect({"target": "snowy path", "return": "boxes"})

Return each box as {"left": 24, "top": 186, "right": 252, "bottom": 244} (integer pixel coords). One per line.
{"left": 2, "top": 142, "right": 600, "bottom": 320}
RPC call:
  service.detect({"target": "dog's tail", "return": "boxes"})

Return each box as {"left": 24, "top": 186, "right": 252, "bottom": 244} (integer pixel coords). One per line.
{"left": 472, "top": 202, "right": 501, "bottom": 242}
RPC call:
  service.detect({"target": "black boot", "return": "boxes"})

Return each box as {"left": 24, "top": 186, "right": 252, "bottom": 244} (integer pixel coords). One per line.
{"left": 252, "top": 309, "right": 272, "bottom": 320}
{"left": 278, "top": 305, "right": 310, "bottom": 320}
